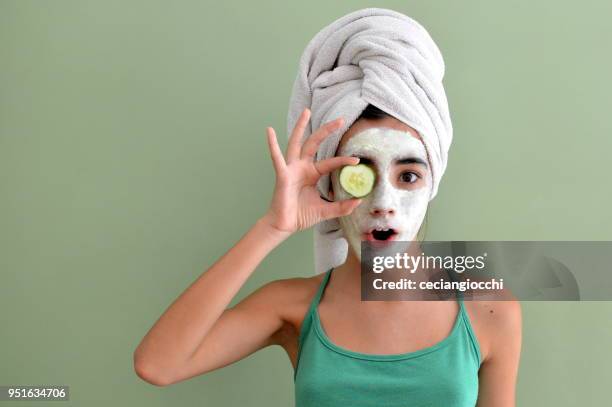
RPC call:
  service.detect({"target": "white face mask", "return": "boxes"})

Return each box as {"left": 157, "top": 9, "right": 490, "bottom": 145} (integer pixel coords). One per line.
{"left": 331, "top": 127, "right": 432, "bottom": 261}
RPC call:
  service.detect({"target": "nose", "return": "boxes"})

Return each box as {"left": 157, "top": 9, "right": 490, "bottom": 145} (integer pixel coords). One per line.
{"left": 368, "top": 174, "right": 396, "bottom": 217}
{"left": 370, "top": 206, "right": 395, "bottom": 217}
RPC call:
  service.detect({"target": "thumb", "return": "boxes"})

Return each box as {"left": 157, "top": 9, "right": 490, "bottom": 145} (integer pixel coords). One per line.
{"left": 323, "top": 198, "right": 362, "bottom": 219}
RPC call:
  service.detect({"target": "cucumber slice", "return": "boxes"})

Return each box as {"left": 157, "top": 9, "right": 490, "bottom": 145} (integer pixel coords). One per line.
{"left": 339, "top": 163, "right": 375, "bottom": 198}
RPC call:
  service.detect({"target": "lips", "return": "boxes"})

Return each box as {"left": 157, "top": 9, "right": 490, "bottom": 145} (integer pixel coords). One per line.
{"left": 363, "top": 227, "right": 398, "bottom": 242}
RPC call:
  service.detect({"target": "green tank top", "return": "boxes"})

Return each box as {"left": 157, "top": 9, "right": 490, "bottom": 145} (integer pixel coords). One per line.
{"left": 294, "top": 267, "right": 482, "bottom": 406}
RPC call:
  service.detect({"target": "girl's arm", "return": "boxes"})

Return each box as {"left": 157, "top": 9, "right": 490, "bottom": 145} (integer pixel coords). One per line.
{"left": 475, "top": 299, "right": 522, "bottom": 406}
{"left": 133, "top": 108, "right": 361, "bottom": 386}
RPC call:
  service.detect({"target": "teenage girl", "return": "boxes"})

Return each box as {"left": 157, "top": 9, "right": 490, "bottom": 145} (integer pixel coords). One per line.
{"left": 134, "top": 105, "right": 522, "bottom": 407}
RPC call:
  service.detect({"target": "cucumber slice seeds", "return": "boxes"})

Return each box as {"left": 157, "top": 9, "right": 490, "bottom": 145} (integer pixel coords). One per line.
{"left": 339, "top": 163, "right": 375, "bottom": 198}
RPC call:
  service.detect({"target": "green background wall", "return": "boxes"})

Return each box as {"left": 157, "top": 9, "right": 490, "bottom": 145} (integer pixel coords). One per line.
{"left": 2, "top": 1, "right": 611, "bottom": 405}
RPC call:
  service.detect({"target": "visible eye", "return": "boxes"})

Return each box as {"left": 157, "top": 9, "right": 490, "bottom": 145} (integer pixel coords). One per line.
{"left": 399, "top": 171, "right": 419, "bottom": 184}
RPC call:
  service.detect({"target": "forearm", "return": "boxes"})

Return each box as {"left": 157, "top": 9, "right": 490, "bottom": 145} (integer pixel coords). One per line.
{"left": 134, "top": 216, "right": 290, "bottom": 369}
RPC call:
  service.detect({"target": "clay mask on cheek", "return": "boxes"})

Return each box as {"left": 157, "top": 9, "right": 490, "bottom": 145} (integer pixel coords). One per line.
{"left": 331, "top": 127, "right": 432, "bottom": 261}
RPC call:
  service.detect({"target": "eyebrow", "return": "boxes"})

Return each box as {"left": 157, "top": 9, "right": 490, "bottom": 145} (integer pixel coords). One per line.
{"left": 353, "top": 155, "right": 428, "bottom": 167}
{"left": 395, "top": 157, "right": 428, "bottom": 167}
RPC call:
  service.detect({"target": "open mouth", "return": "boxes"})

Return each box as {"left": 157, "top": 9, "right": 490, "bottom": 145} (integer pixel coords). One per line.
{"left": 367, "top": 228, "right": 398, "bottom": 241}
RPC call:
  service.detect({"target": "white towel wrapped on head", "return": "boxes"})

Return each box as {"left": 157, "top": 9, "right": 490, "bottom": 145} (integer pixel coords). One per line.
{"left": 286, "top": 7, "right": 453, "bottom": 275}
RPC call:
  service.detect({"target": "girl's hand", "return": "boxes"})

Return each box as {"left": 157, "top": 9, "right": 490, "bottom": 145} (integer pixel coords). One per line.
{"left": 261, "top": 108, "right": 362, "bottom": 235}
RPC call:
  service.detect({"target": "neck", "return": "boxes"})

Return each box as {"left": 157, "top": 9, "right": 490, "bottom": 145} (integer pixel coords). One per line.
{"left": 331, "top": 244, "right": 362, "bottom": 297}
{"left": 332, "top": 240, "right": 430, "bottom": 300}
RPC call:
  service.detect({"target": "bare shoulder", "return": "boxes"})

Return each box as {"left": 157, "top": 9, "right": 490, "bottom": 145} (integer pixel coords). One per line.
{"left": 463, "top": 291, "right": 522, "bottom": 362}
{"left": 237, "top": 273, "right": 325, "bottom": 330}
{"left": 247, "top": 273, "right": 325, "bottom": 357}
{"left": 244, "top": 274, "right": 324, "bottom": 312}
{"left": 466, "top": 293, "right": 522, "bottom": 327}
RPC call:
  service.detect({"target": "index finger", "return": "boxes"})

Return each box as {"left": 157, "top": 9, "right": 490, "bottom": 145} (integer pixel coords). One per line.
{"left": 286, "top": 108, "right": 311, "bottom": 164}
{"left": 300, "top": 117, "right": 344, "bottom": 160}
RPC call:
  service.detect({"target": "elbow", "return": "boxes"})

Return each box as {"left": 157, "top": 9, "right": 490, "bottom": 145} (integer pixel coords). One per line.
{"left": 133, "top": 351, "right": 174, "bottom": 387}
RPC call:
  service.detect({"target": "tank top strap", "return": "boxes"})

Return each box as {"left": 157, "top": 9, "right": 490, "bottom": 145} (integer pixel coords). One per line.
{"left": 300, "top": 267, "right": 333, "bottom": 340}
{"left": 310, "top": 267, "right": 333, "bottom": 310}
{"left": 444, "top": 268, "right": 482, "bottom": 367}
{"left": 295, "top": 267, "right": 334, "bottom": 380}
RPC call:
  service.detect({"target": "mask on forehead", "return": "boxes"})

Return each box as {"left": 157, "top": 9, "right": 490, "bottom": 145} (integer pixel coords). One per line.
{"left": 331, "top": 127, "right": 432, "bottom": 261}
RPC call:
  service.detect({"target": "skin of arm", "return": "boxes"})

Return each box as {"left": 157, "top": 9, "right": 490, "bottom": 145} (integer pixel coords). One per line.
{"left": 133, "top": 217, "right": 289, "bottom": 386}
{"left": 474, "top": 299, "right": 523, "bottom": 407}
{"left": 133, "top": 108, "right": 362, "bottom": 386}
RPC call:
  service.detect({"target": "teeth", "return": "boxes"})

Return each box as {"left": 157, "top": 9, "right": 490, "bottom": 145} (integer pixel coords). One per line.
{"left": 374, "top": 227, "right": 390, "bottom": 231}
